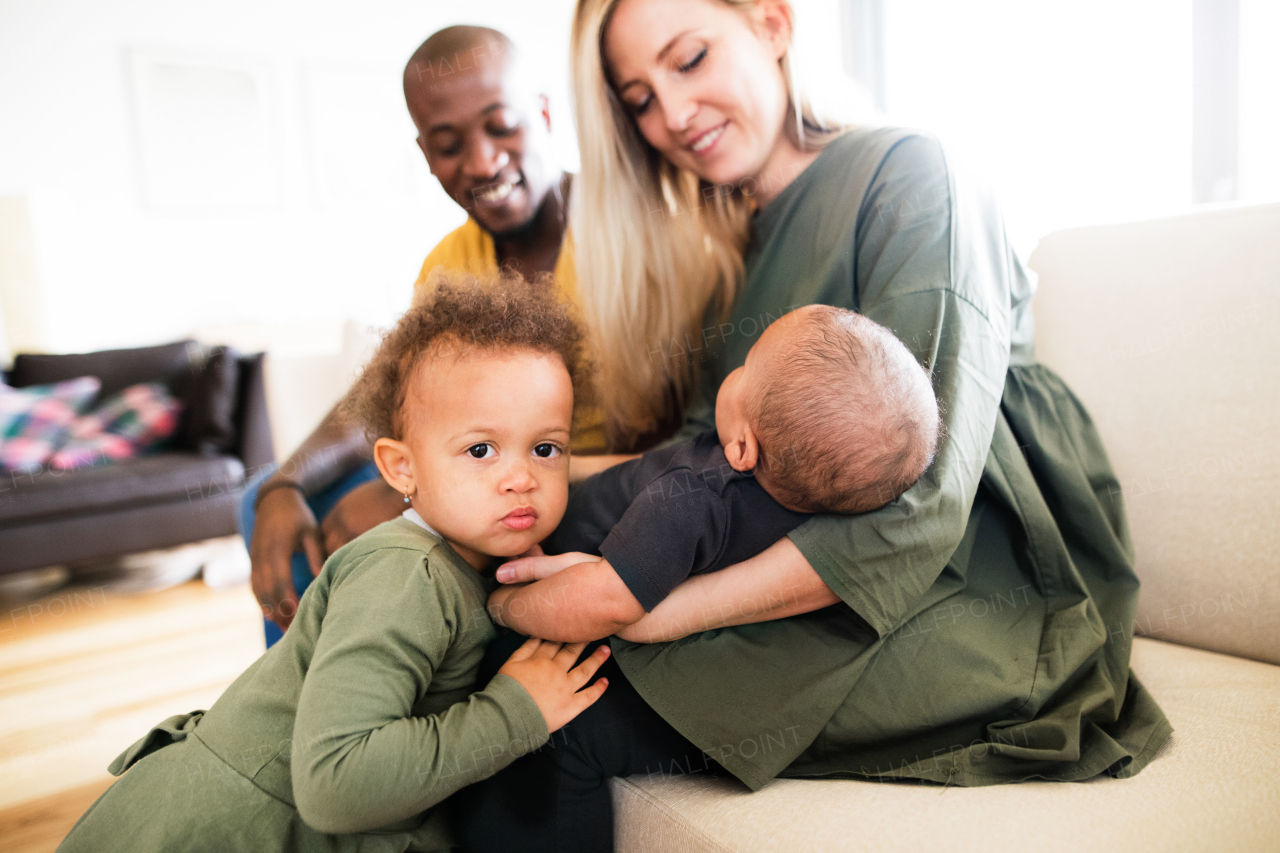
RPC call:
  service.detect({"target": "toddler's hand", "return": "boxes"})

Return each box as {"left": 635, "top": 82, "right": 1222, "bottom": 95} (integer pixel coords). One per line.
{"left": 496, "top": 638, "right": 610, "bottom": 732}
{"left": 496, "top": 551, "right": 600, "bottom": 584}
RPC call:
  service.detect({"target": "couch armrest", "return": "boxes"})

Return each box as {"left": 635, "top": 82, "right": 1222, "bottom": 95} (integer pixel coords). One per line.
{"left": 1030, "top": 203, "right": 1280, "bottom": 666}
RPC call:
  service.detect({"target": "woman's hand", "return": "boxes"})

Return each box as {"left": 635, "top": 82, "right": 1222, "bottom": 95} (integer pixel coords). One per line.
{"left": 496, "top": 551, "right": 601, "bottom": 584}
{"left": 497, "top": 638, "right": 611, "bottom": 732}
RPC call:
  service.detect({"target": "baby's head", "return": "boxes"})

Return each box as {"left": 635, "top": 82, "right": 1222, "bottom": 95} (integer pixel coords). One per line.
{"left": 346, "top": 272, "right": 585, "bottom": 568}
{"left": 716, "top": 305, "right": 940, "bottom": 514}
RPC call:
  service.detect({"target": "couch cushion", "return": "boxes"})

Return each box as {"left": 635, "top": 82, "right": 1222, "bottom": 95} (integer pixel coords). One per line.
{"left": 181, "top": 345, "right": 242, "bottom": 456}
{"left": 612, "top": 637, "right": 1280, "bottom": 853}
{"left": 0, "top": 376, "right": 101, "bottom": 473}
{"left": 49, "top": 383, "right": 184, "bottom": 471}
{"left": 8, "top": 341, "right": 199, "bottom": 403}
{"left": 1028, "top": 203, "right": 1280, "bottom": 665}
{"left": 0, "top": 452, "right": 245, "bottom": 525}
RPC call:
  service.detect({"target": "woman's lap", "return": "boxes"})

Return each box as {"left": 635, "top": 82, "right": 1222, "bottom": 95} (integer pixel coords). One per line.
{"left": 454, "top": 637, "right": 720, "bottom": 853}
{"left": 784, "top": 362, "right": 1163, "bottom": 784}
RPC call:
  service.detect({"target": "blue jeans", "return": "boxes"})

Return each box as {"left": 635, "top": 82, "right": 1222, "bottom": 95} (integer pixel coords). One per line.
{"left": 237, "top": 461, "right": 382, "bottom": 647}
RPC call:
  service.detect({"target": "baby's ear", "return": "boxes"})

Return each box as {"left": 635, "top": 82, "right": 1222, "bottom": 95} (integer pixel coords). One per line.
{"left": 373, "top": 438, "right": 414, "bottom": 494}
{"left": 723, "top": 427, "right": 760, "bottom": 473}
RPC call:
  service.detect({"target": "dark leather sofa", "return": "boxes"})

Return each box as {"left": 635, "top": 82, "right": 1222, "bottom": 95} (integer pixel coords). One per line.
{"left": 0, "top": 341, "right": 274, "bottom": 576}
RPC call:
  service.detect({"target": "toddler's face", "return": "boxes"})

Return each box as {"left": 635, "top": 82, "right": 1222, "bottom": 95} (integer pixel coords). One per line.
{"left": 389, "top": 345, "right": 573, "bottom": 570}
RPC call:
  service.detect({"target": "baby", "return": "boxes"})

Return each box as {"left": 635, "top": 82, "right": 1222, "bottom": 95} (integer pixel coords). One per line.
{"left": 58, "top": 275, "right": 610, "bottom": 853}
{"left": 487, "top": 304, "right": 940, "bottom": 641}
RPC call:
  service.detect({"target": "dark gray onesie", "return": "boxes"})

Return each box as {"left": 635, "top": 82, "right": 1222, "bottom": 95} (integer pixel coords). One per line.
{"left": 544, "top": 429, "right": 811, "bottom": 611}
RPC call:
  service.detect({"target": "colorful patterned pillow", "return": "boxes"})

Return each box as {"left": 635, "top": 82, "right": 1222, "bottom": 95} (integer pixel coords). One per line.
{"left": 50, "top": 383, "right": 184, "bottom": 471}
{"left": 0, "top": 376, "right": 102, "bottom": 473}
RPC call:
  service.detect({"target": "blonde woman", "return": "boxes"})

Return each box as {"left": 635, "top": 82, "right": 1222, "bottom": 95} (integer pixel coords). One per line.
{"left": 456, "top": 0, "right": 1170, "bottom": 849}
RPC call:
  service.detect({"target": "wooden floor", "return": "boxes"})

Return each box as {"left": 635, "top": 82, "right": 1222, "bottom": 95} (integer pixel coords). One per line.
{"left": 0, "top": 579, "right": 265, "bottom": 852}
{"left": 0, "top": 778, "right": 113, "bottom": 853}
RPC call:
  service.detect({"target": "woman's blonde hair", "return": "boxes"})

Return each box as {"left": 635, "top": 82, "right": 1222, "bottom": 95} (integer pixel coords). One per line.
{"left": 571, "top": 0, "right": 851, "bottom": 448}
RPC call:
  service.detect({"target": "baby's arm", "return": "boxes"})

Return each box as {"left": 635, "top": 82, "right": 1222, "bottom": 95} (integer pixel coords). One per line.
{"left": 488, "top": 557, "right": 645, "bottom": 642}
{"left": 290, "top": 552, "right": 606, "bottom": 835}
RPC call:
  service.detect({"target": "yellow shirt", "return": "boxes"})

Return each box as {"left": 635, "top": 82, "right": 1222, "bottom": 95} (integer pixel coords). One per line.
{"left": 413, "top": 219, "right": 606, "bottom": 454}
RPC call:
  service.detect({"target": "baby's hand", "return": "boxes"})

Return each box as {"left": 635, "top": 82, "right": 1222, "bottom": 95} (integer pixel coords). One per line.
{"left": 495, "top": 551, "right": 600, "bottom": 584}
{"left": 496, "top": 638, "right": 610, "bottom": 732}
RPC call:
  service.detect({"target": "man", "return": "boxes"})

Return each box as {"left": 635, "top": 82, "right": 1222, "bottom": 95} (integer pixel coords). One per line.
{"left": 243, "top": 26, "right": 619, "bottom": 643}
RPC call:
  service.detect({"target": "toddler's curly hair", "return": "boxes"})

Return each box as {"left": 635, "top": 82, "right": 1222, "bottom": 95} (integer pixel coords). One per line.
{"left": 344, "top": 270, "right": 587, "bottom": 441}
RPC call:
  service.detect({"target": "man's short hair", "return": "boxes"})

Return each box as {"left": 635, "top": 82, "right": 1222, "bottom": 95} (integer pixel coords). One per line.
{"left": 404, "top": 26, "right": 514, "bottom": 88}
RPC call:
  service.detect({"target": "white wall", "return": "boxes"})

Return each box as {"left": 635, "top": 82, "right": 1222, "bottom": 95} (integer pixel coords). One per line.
{"left": 0, "top": 0, "right": 578, "bottom": 355}
{"left": 878, "top": 0, "right": 1279, "bottom": 257}
{"left": 881, "top": 0, "right": 1194, "bottom": 256}
{"left": 1238, "top": 0, "right": 1280, "bottom": 205}
{"left": 0, "top": 0, "right": 849, "bottom": 453}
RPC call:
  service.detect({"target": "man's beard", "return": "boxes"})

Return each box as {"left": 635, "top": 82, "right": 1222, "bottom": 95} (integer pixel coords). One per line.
{"left": 486, "top": 210, "right": 540, "bottom": 242}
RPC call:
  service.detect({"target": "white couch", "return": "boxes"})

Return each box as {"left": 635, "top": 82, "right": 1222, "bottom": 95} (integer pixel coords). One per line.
{"left": 612, "top": 203, "right": 1280, "bottom": 852}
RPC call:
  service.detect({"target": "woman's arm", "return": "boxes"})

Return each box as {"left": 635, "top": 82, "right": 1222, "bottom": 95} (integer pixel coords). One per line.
{"left": 489, "top": 543, "right": 828, "bottom": 645}
{"left": 615, "top": 538, "right": 838, "bottom": 642}
{"left": 569, "top": 453, "right": 639, "bottom": 483}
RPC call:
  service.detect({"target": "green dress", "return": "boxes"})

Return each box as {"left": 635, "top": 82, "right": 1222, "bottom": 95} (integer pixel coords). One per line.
{"left": 59, "top": 517, "right": 548, "bottom": 852}
{"left": 611, "top": 127, "right": 1172, "bottom": 789}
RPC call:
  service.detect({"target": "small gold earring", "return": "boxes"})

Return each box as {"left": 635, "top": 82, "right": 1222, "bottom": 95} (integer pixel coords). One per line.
{"left": 403, "top": 486, "right": 412, "bottom": 504}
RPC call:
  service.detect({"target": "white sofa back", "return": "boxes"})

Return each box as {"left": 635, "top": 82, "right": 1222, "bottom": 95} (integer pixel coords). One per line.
{"left": 1029, "top": 203, "right": 1280, "bottom": 665}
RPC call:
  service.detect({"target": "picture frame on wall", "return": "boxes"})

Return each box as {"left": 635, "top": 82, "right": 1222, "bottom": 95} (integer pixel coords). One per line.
{"left": 126, "top": 48, "right": 282, "bottom": 211}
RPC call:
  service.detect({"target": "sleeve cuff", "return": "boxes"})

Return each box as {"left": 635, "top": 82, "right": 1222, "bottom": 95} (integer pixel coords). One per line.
{"left": 598, "top": 544, "right": 664, "bottom": 612}
{"left": 787, "top": 526, "right": 893, "bottom": 638}
{"left": 484, "top": 673, "right": 551, "bottom": 753}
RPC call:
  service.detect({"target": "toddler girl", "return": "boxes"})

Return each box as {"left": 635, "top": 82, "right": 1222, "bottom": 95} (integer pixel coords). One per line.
{"left": 58, "top": 274, "right": 610, "bottom": 853}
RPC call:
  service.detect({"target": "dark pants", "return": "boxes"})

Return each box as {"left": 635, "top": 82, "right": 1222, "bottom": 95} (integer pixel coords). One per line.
{"left": 453, "top": 634, "right": 723, "bottom": 853}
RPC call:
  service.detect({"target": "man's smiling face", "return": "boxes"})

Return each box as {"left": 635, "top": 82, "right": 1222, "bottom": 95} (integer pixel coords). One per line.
{"left": 405, "top": 45, "right": 556, "bottom": 239}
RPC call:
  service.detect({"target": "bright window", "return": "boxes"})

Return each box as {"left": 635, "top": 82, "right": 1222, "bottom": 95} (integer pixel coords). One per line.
{"left": 880, "top": 0, "right": 1195, "bottom": 254}
{"left": 867, "top": 0, "right": 1277, "bottom": 255}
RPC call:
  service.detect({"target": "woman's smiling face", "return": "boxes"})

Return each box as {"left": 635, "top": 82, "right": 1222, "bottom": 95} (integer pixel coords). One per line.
{"left": 603, "top": 0, "right": 793, "bottom": 189}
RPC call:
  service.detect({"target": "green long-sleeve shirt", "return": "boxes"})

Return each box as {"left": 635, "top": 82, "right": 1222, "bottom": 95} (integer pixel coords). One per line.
{"left": 60, "top": 516, "right": 548, "bottom": 852}
{"left": 611, "top": 126, "right": 1170, "bottom": 789}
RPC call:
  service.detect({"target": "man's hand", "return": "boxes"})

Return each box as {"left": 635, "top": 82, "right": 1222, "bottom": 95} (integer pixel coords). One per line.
{"left": 250, "top": 485, "right": 324, "bottom": 631}
{"left": 319, "top": 479, "right": 405, "bottom": 556}
{"left": 497, "top": 639, "right": 610, "bottom": 733}
{"left": 495, "top": 551, "right": 600, "bottom": 584}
